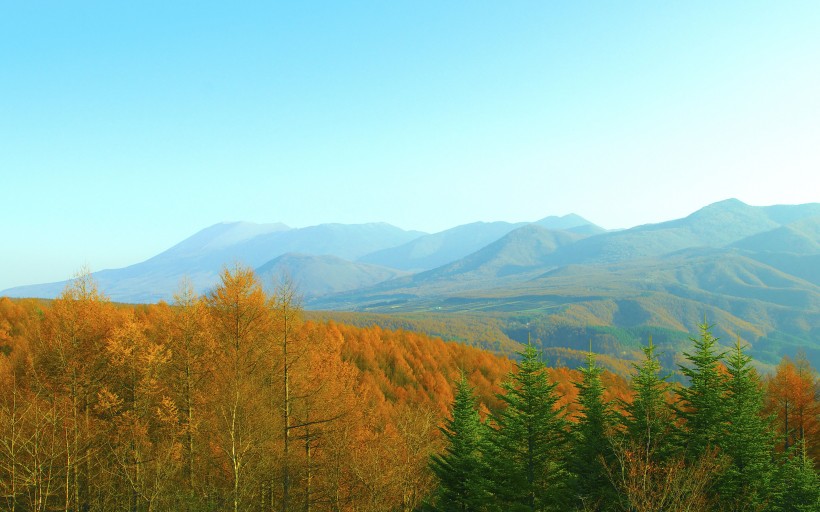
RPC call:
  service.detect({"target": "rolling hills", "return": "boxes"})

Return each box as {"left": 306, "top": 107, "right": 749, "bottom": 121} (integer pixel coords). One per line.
{"left": 4, "top": 199, "right": 820, "bottom": 369}
{"left": 309, "top": 200, "right": 820, "bottom": 368}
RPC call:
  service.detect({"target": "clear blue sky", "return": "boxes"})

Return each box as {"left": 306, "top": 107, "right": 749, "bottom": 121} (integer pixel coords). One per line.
{"left": 2, "top": 1, "right": 820, "bottom": 291}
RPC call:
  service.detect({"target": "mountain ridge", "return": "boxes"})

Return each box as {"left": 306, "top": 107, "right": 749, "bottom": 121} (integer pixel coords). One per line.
{"left": 2, "top": 213, "right": 603, "bottom": 302}
{"left": 304, "top": 200, "right": 820, "bottom": 368}
{"left": 5, "top": 199, "right": 820, "bottom": 370}
{"left": 2, "top": 222, "right": 424, "bottom": 302}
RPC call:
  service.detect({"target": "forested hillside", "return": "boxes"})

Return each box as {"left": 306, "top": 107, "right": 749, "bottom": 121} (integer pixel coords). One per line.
{"left": 1, "top": 268, "right": 819, "bottom": 511}
{"left": 308, "top": 200, "right": 820, "bottom": 370}
{"left": 0, "top": 271, "right": 515, "bottom": 512}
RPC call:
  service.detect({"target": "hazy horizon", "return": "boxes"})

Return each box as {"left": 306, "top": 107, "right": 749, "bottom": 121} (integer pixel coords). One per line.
{"left": 3, "top": 197, "right": 818, "bottom": 292}
{"left": 3, "top": 2, "right": 819, "bottom": 290}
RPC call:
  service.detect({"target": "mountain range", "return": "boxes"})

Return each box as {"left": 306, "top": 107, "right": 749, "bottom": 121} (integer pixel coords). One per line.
{"left": 5, "top": 199, "right": 820, "bottom": 368}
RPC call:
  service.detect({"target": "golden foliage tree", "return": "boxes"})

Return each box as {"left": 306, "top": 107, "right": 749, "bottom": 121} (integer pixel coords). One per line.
{"left": 206, "top": 264, "right": 274, "bottom": 512}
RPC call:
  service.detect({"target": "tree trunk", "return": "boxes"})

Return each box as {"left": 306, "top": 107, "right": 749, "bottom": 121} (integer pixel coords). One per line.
{"left": 283, "top": 335, "right": 290, "bottom": 512}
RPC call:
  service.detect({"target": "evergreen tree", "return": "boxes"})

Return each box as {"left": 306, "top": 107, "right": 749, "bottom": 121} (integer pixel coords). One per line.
{"left": 567, "top": 351, "right": 617, "bottom": 511}
{"left": 622, "top": 337, "right": 674, "bottom": 458}
{"left": 429, "top": 374, "right": 487, "bottom": 512}
{"left": 719, "top": 339, "right": 775, "bottom": 510}
{"left": 614, "top": 338, "right": 724, "bottom": 511}
{"left": 485, "top": 343, "right": 568, "bottom": 512}
{"left": 770, "top": 442, "right": 820, "bottom": 512}
{"left": 675, "top": 321, "right": 727, "bottom": 459}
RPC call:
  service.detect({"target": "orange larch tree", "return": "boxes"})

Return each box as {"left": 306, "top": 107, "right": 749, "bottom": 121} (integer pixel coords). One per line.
{"left": 206, "top": 264, "right": 273, "bottom": 512}
{"left": 765, "top": 353, "right": 820, "bottom": 461}
{"left": 34, "top": 271, "right": 121, "bottom": 512}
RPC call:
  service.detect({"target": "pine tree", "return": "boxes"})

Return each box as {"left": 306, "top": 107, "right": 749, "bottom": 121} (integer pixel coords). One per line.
{"left": 622, "top": 337, "right": 674, "bottom": 458}
{"left": 485, "top": 343, "right": 568, "bottom": 512}
{"left": 429, "top": 374, "right": 486, "bottom": 512}
{"left": 719, "top": 338, "right": 775, "bottom": 510}
{"left": 770, "top": 442, "right": 820, "bottom": 512}
{"left": 614, "top": 338, "right": 724, "bottom": 511}
{"left": 568, "top": 351, "right": 617, "bottom": 511}
{"left": 675, "top": 321, "right": 727, "bottom": 459}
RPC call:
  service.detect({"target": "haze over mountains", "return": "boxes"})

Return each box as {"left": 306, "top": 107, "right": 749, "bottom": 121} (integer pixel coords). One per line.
{"left": 5, "top": 222, "right": 423, "bottom": 303}
{"left": 5, "top": 199, "right": 820, "bottom": 367}
{"left": 3, "top": 213, "right": 599, "bottom": 302}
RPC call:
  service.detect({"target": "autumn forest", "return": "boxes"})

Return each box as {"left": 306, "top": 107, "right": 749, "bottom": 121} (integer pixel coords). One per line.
{"left": 1, "top": 266, "right": 819, "bottom": 511}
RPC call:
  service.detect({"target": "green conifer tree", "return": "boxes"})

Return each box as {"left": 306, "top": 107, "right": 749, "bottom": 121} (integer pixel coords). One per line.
{"left": 568, "top": 351, "right": 617, "bottom": 511}
{"left": 614, "top": 338, "right": 725, "bottom": 511}
{"left": 486, "top": 343, "right": 568, "bottom": 512}
{"left": 675, "top": 321, "right": 728, "bottom": 459}
{"left": 719, "top": 338, "right": 775, "bottom": 510}
{"left": 429, "top": 374, "right": 487, "bottom": 512}
{"left": 770, "top": 442, "right": 820, "bottom": 512}
{"left": 622, "top": 337, "right": 674, "bottom": 458}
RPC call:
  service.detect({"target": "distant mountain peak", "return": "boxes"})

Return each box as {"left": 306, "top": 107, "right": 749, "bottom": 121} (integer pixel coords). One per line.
{"left": 687, "top": 198, "right": 752, "bottom": 217}
{"left": 712, "top": 197, "right": 747, "bottom": 206}
{"left": 164, "top": 221, "right": 291, "bottom": 256}
{"left": 535, "top": 213, "right": 596, "bottom": 229}
{"left": 534, "top": 213, "right": 605, "bottom": 236}
{"left": 684, "top": 199, "right": 820, "bottom": 232}
{"left": 7, "top": 200, "right": 820, "bottom": 307}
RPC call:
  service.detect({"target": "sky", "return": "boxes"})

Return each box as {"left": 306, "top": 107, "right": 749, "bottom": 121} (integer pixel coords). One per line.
{"left": 2, "top": 1, "right": 820, "bottom": 291}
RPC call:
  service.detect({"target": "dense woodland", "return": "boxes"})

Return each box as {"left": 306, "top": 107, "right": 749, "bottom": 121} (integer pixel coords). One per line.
{"left": 1, "top": 266, "right": 819, "bottom": 511}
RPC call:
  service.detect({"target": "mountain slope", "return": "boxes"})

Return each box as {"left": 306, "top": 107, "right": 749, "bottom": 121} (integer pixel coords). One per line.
{"left": 540, "top": 199, "right": 820, "bottom": 266}
{"left": 256, "top": 253, "right": 408, "bottom": 298}
{"left": 731, "top": 215, "right": 820, "bottom": 255}
{"left": 309, "top": 201, "right": 820, "bottom": 368}
{"left": 358, "top": 221, "right": 526, "bottom": 271}
{"left": 310, "top": 225, "right": 588, "bottom": 305}
{"left": 152, "top": 221, "right": 291, "bottom": 259}
{"left": 3, "top": 222, "right": 424, "bottom": 302}
{"left": 421, "top": 224, "right": 585, "bottom": 281}
{"left": 358, "top": 214, "right": 604, "bottom": 272}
